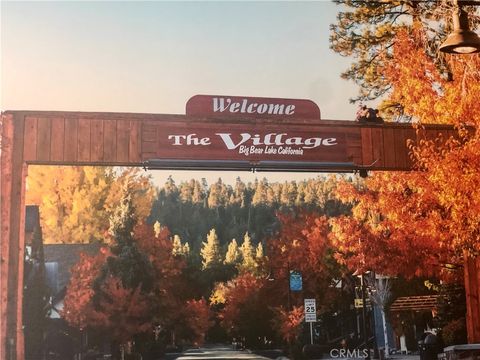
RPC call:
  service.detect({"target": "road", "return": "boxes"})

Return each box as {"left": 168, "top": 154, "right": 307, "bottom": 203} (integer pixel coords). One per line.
{"left": 169, "top": 344, "right": 278, "bottom": 360}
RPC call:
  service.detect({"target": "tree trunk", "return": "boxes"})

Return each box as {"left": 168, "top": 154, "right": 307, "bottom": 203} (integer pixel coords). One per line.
{"left": 381, "top": 309, "right": 389, "bottom": 358}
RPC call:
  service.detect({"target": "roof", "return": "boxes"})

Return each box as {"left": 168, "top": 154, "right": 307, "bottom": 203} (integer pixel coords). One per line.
{"left": 44, "top": 243, "right": 102, "bottom": 293}
{"left": 389, "top": 295, "right": 440, "bottom": 312}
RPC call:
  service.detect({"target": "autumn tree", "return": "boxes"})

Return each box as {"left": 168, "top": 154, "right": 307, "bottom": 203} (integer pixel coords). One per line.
{"left": 255, "top": 242, "right": 264, "bottom": 261}
{"left": 201, "top": 229, "right": 222, "bottom": 269}
{"left": 172, "top": 234, "right": 184, "bottom": 256}
{"left": 99, "top": 183, "right": 154, "bottom": 292}
{"left": 182, "top": 299, "right": 213, "bottom": 346}
{"left": 212, "top": 212, "right": 346, "bottom": 348}
{"left": 330, "top": 26, "right": 480, "bottom": 339}
{"left": 329, "top": 0, "right": 463, "bottom": 103}
{"left": 211, "top": 273, "right": 275, "bottom": 347}
{"left": 63, "top": 184, "right": 208, "bottom": 354}
{"left": 171, "top": 234, "right": 190, "bottom": 257}
{"left": 26, "top": 166, "right": 155, "bottom": 244}
{"left": 63, "top": 247, "right": 110, "bottom": 329}
{"left": 225, "top": 239, "right": 241, "bottom": 265}
{"left": 239, "top": 232, "right": 256, "bottom": 272}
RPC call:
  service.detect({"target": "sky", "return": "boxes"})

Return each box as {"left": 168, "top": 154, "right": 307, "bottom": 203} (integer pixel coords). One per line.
{"left": 1, "top": 1, "right": 360, "bottom": 186}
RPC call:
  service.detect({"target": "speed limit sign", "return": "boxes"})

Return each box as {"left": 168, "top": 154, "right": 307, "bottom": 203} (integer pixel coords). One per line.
{"left": 304, "top": 298, "right": 316, "bottom": 322}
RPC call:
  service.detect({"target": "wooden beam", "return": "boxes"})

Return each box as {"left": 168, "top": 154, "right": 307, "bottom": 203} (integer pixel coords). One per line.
{"left": 465, "top": 254, "right": 480, "bottom": 342}
{"left": 1, "top": 113, "right": 27, "bottom": 360}
{"left": 0, "top": 113, "right": 15, "bottom": 360}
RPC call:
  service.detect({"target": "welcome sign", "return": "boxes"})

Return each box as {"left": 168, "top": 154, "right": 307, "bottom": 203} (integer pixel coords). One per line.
{"left": 186, "top": 94, "right": 321, "bottom": 120}
{"left": 141, "top": 95, "right": 348, "bottom": 165}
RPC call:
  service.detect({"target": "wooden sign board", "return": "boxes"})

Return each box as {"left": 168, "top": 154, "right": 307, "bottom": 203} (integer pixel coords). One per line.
{"left": 142, "top": 120, "right": 348, "bottom": 163}
{"left": 186, "top": 95, "right": 321, "bottom": 120}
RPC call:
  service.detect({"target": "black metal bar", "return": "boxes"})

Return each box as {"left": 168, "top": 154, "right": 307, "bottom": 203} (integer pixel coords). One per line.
{"left": 143, "top": 159, "right": 377, "bottom": 173}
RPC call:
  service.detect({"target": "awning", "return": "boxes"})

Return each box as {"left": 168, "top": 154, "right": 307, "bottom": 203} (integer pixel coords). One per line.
{"left": 389, "top": 295, "right": 440, "bottom": 312}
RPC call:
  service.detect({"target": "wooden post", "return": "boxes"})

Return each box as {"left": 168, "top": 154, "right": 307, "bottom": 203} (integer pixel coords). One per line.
{"left": 464, "top": 254, "right": 480, "bottom": 342}
{"left": 1, "top": 113, "right": 27, "bottom": 360}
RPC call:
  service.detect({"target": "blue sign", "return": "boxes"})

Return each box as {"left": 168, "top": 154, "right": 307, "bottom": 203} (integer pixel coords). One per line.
{"left": 289, "top": 270, "right": 302, "bottom": 291}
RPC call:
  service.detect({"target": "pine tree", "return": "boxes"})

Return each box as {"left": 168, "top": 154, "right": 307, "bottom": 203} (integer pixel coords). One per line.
{"left": 252, "top": 178, "right": 269, "bottom": 205}
{"left": 192, "top": 180, "right": 205, "bottom": 204}
{"left": 153, "top": 221, "right": 162, "bottom": 238}
{"left": 172, "top": 234, "right": 184, "bottom": 256}
{"left": 101, "top": 181, "right": 154, "bottom": 291}
{"left": 330, "top": 0, "right": 452, "bottom": 103}
{"left": 200, "top": 229, "right": 222, "bottom": 269}
{"left": 183, "top": 242, "right": 190, "bottom": 256}
{"left": 232, "top": 177, "right": 246, "bottom": 206}
{"left": 255, "top": 242, "right": 264, "bottom": 260}
{"left": 225, "top": 239, "right": 241, "bottom": 265}
{"left": 240, "top": 232, "right": 256, "bottom": 272}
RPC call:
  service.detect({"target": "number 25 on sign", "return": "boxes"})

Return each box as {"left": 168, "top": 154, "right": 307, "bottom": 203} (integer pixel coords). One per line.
{"left": 304, "top": 299, "right": 317, "bottom": 322}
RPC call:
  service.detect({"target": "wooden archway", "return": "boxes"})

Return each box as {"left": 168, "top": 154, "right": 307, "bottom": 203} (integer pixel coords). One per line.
{"left": 1, "top": 110, "right": 478, "bottom": 359}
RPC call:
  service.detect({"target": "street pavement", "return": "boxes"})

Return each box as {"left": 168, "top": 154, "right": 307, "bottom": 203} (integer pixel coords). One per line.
{"left": 168, "top": 344, "right": 272, "bottom": 360}
{"left": 166, "top": 345, "right": 421, "bottom": 360}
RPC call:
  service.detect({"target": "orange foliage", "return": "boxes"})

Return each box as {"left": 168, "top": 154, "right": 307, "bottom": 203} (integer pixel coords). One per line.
{"left": 183, "top": 298, "right": 213, "bottom": 346}
{"left": 272, "top": 306, "right": 305, "bottom": 343}
{"left": 331, "top": 174, "right": 452, "bottom": 278}
{"left": 331, "top": 25, "right": 480, "bottom": 281}
{"left": 63, "top": 247, "right": 109, "bottom": 328}
{"left": 88, "top": 276, "right": 153, "bottom": 343}
{"left": 266, "top": 212, "right": 339, "bottom": 306}
{"left": 63, "top": 223, "right": 201, "bottom": 343}
{"left": 134, "top": 224, "right": 184, "bottom": 280}
{"left": 217, "top": 273, "right": 263, "bottom": 331}
{"left": 63, "top": 249, "right": 152, "bottom": 342}
{"left": 383, "top": 25, "right": 480, "bottom": 126}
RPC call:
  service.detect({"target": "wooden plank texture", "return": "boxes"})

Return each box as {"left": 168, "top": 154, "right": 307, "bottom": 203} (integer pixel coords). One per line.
{"left": 103, "top": 120, "right": 117, "bottom": 162}
{"left": 116, "top": 120, "right": 130, "bottom": 162}
{"left": 360, "top": 128, "right": 374, "bottom": 166}
{"left": 1, "top": 113, "right": 26, "bottom": 360}
{"left": 0, "top": 114, "right": 14, "bottom": 360}
{"left": 371, "top": 128, "right": 384, "bottom": 168}
{"left": 77, "top": 119, "right": 91, "bottom": 162}
{"left": 382, "top": 128, "right": 396, "bottom": 168}
{"left": 91, "top": 119, "right": 104, "bottom": 162}
{"left": 36, "top": 117, "right": 51, "bottom": 161}
{"left": 23, "top": 117, "right": 37, "bottom": 162}
{"left": 50, "top": 118, "right": 65, "bottom": 162}
{"left": 394, "top": 129, "right": 408, "bottom": 169}
{"left": 64, "top": 118, "right": 78, "bottom": 162}
{"left": 129, "top": 120, "right": 141, "bottom": 162}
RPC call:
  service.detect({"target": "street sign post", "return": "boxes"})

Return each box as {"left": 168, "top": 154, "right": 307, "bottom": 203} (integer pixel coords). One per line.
{"left": 290, "top": 271, "right": 303, "bottom": 291}
{"left": 304, "top": 298, "right": 316, "bottom": 344}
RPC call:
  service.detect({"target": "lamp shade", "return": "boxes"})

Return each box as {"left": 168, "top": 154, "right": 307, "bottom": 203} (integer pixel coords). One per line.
{"left": 440, "top": 7, "right": 480, "bottom": 54}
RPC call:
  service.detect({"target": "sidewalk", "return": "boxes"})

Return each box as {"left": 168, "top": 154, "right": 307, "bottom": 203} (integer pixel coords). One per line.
{"left": 252, "top": 349, "right": 421, "bottom": 360}
{"left": 387, "top": 354, "right": 420, "bottom": 360}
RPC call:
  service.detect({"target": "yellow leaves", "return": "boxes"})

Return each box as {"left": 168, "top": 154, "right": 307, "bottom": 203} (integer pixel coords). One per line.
{"left": 26, "top": 166, "right": 155, "bottom": 244}
{"left": 210, "top": 282, "right": 228, "bottom": 305}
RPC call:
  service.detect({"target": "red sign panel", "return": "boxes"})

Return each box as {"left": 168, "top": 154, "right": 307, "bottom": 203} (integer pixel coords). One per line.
{"left": 186, "top": 95, "right": 321, "bottom": 120}
{"left": 142, "top": 120, "right": 349, "bottom": 164}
